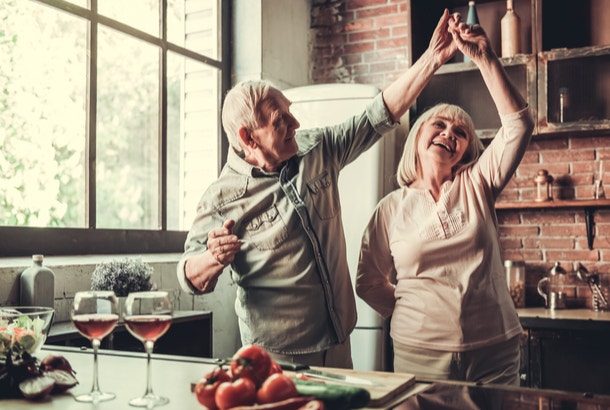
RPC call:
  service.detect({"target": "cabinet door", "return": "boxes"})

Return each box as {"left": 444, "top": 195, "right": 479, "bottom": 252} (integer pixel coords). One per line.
{"left": 529, "top": 329, "right": 610, "bottom": 394}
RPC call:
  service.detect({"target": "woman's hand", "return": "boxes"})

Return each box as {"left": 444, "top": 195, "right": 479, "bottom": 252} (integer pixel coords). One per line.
{"left": 448, "top": 15, "right": 494, "bottom": 64}
{"left": 428, "top": 9, "right": 458, "bottom": 66}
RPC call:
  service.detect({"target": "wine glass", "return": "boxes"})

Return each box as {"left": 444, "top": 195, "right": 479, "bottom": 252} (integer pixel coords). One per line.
{"left": 124, "top": 291, "right": 173, "bottom": 407}
{"left": 71, "top": 290, "right": 119, "bottom": 403}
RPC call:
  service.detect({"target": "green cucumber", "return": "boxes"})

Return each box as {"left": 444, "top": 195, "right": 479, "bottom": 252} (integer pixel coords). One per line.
{"left": 293, "top": 379, "right": 370, "bottom": 409}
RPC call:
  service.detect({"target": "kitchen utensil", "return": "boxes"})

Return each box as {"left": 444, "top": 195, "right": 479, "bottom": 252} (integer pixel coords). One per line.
{"left": 277, "top": 360, "right": 381, "bottom": 386}
{"left": 537, "top": 262, "right": 567, "bottom": 309}
{"left": 576, "top": 263, "right": 608, "bottom": 310}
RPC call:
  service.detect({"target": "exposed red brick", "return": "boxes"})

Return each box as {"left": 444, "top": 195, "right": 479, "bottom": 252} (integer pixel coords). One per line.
{"left": 348, "top": 28, "right": 390, "bottom": 42}
{"left": 541, "top": 149, "right": 595, "bottom": 163}
{"left": 346, "top": 0, "right": 388, "bottom": 10}
{"left": 546, "top": 249, "right": 599, "bottom": 261}
{"left": 344, "top": 42, "right": 375, "bottom": 54}
{"left": 523, "top": 237, "right": 575, "bottom": 249}
{"left": 355, "top": 4, "right": 399, "bottom": 19}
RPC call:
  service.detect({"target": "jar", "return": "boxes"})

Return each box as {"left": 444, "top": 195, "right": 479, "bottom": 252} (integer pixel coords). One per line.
{"left": 534, "top": 169, "right": 553, "bottom": 202}
{"left": 505, "top": 260, "right": 525, "bottom": 308}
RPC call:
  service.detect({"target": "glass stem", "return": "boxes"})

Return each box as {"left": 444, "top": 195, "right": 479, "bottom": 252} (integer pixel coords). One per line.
{"left": 91, "top": 338, "right": 102, "bottom": 394}
{"left": 144, "top": 340, "right": 155, "bottom": 396}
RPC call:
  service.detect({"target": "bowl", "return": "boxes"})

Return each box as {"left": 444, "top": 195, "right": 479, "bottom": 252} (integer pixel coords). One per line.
{"left": 0, "top": 306, "right": 55, "bottom": 362}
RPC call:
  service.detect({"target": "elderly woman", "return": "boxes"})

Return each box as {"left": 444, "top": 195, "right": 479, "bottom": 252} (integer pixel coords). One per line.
{"left": 356, "top": 17, "right": 534, "bottom": 384}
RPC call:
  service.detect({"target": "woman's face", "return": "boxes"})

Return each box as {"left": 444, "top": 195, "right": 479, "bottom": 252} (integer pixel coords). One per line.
{"left": 416, "top": 112, "right": 470, "bottom": 172}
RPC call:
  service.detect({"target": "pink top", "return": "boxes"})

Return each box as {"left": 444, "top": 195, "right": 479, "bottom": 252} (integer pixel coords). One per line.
{"left": 356, "top": 107, "right": 534, "bottom": 351}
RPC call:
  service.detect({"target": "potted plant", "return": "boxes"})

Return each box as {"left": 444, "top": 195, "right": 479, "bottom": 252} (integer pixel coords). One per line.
{"left": 90, "top": 257, "right": 155, "bottom": 297}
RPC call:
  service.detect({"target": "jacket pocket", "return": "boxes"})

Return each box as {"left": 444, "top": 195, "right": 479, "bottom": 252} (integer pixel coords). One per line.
{"left": 245, "top": 205, "right": 288, "bottom": 250}
{"left": 307, "top": 172, "right": 339, "bottom": 220}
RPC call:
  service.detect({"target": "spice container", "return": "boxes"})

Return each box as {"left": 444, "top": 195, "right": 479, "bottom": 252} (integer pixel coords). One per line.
{"left": 505, "top": 260, "right": 525, "bottom": 308}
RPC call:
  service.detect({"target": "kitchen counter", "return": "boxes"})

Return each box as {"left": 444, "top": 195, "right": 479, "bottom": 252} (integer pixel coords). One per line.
{"left": 3, "top": 346, "right": 610, "bottom": 409}
{"left": 517, "top": 307, "right": 610, "bottom": 331}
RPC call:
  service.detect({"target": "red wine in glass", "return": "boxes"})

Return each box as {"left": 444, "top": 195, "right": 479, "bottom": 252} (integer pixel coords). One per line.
{"left": 73, "top": 313, "right": 118, "bottom": 340}
{"left": 124, "top": 315, "right": 171, "bottom": 342}
{"left": 124, "top": 291, "right": 173, "bottom": 408}
{"left": 71, "top": 291, "right": 119, "bottom": 403}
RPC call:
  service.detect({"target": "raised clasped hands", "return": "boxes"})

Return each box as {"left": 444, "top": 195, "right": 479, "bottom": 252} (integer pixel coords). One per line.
{"left": 447, "top": 11, "right": 493, "bottom": 63}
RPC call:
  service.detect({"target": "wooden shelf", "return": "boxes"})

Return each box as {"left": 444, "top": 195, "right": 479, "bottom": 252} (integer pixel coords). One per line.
{"left": 496, "top": 199, "right": 610, "bottom": 250}
{"left": 496, "top": 199, "right": 610, "bottom": 210}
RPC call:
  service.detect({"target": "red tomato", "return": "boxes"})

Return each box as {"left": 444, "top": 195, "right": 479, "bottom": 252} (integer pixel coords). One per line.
{"left": 267, "top": 360, "right": 283, "bottom": 377}
{"left": 194, "top": 368, "right": 231, "bottom": 410}
{"left": 215, "top": 378, "right": 256, "bottom": 410}
{"left": 256, "top": 373, "right": 298, "bottom": 404}
{"left": 230, "top": 345, "right": 271, "bottom": 387}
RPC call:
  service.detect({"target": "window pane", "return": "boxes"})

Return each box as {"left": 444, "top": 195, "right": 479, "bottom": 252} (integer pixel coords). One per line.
{"left": 98, "top": 0, "right": 159, "bottom": 37}
{"left": 166, "top": 52, "right": 220, "bottom": 231}
{"left": 168, "top": 0, "right": 220, "bottom": 60}
{"left": 0, "top": 1, "right": 87, "bottom": 228}
{"left": 97, "top": 27, "right": 160, "bottom": 229}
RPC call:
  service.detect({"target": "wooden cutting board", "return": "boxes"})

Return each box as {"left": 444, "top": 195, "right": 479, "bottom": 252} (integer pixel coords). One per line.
{"left": 303, "top": 367, "right": 416, "bottom": 408}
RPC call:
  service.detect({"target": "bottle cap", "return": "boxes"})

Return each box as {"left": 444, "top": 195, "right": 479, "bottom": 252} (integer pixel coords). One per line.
{"left": 504, "top": 260, "right": 525, "bottom": 267}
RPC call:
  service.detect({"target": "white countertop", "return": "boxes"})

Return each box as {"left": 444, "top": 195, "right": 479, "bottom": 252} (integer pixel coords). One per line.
{"left": 1, "top": 346, "right": 425, "bottom": 410}
{"left": 2, "top": 347, "right": 211, "bottom": 409}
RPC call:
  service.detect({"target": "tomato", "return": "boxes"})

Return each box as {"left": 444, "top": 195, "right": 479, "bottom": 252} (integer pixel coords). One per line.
{"left": 256, "top": 373, "right": 298, "bottom": 405}
{"left": 267, "top": 360, "right": 283, "bottom": 377}
{"left": 230, "top": 344, "right": 271, "bottom": 387}
{"left": 194, "top": 368, "right": 231, "bottom": 410}
{"left": 215, "top": 378, "right": 256, "bottom": 410}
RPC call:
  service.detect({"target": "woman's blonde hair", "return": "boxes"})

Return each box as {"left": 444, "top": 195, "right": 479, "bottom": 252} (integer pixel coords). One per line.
{"left": 396, "top": 103, "right": 484, "bottom": 187}
{"left": 221, "top": 80, "right": 279, "bottom": 153}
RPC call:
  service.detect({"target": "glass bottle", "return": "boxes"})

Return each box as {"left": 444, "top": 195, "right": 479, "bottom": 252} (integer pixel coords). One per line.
{"left": 20, "top": 254, "right": 55, "bottom": 308}
{"left": 505, "top": 260, "right": 525, "bottom": 308}
{"left": 464, "top": 1, "right": 479, "bottom": 63}
{"left": 501, "top": 0, "right": 521, "bottom": 57}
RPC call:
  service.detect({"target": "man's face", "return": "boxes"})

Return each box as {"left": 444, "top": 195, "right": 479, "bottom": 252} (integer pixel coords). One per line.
{"left": 249, "top": 90, "right": 300, "bottom": 170}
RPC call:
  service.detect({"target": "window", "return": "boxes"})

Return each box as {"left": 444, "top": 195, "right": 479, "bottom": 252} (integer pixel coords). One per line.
{"left": 0, "top": 0, "right": 229, "bottom": 256}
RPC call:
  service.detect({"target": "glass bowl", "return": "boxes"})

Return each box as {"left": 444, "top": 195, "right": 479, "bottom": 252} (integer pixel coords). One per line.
{"left": 0, "top": 306, "right": 55, "bottom": 362}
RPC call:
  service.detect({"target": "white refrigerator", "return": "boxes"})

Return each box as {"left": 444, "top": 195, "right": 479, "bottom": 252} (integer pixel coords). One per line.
{"left": 283, "top": 84, "right": 405, "bottom": 371}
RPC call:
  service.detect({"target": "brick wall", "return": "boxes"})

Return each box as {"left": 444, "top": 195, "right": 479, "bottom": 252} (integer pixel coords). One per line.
{"left": 310, "top": 0, "right": 410, "bottom": 87}
{"left": 309, "top": 1, "right": 610, "bottom": 309}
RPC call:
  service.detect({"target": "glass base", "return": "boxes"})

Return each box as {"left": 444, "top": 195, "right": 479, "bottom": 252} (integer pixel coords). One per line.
{"left": 129, "top": 394, "right": 169, "bottom": 408}
{"left": 74, "top": 391, "right": 116, "bottom": 403}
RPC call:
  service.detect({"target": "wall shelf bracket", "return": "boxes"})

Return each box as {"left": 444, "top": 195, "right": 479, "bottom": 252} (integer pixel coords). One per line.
{"left": 585, "top": 207, "right": 595, "bottom": 250}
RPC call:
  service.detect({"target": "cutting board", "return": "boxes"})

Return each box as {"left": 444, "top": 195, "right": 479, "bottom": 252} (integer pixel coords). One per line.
{"left": 303, "top": 367, "right": 416, "bottom": 408}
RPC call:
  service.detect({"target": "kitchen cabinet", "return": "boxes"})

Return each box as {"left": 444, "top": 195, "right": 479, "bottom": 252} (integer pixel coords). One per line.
{"left": 47, "top": 310, "right": 213, "bottom": 358}
{"left": 408, "top": 0, "right": 610, "bottom": 139}
{"left": 517, "top": 308, "right": 610, "bottom": 394}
